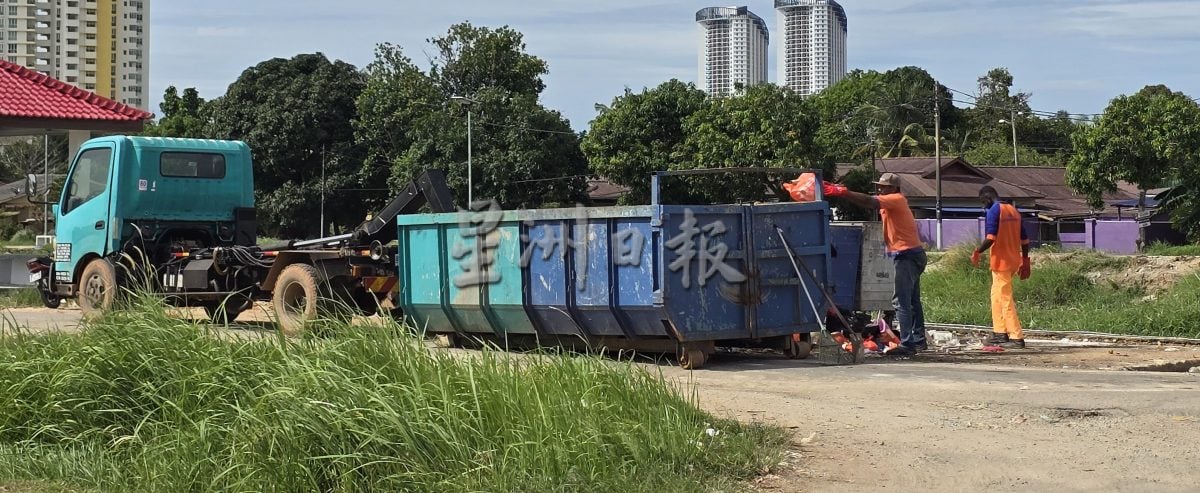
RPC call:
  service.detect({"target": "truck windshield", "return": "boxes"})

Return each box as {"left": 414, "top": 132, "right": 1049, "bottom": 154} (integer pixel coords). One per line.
{"left": 62, "top": 147, "right": 112, "bottom": 215}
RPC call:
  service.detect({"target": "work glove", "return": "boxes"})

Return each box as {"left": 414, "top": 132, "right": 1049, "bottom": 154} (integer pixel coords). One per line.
{"left": 822, "top": 182, "right": 848, "bottom": 198}
{"left": 1019, "top": 256, "right": 1031, "bottom": 280}
{"left": 971, "top": 250, "right": 982, "bottom": 267}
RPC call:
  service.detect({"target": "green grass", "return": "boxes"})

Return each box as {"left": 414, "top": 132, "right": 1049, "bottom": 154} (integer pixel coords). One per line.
{"left": 0, "top": 296, "right": 787, "bottom": 493}
{"left": 924, "top": 246, "right": 1200, "bottom": 337}
{"left": 1143, "top": 242, "right": 1200, "bottom": 256}
{"left": 0, "top": 289, "right": 44, "bottom": 309}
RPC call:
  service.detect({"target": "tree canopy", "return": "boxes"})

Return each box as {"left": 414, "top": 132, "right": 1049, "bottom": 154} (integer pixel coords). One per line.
{"left": 356, "top": 23, "right": 588, "bottom": 210}
{"left": 580, "top": 80, "right": 707, "bottom": 204}
{"left": 142, "top": 86, "right": 209, "bottom": 139}
{"left": 207, "top": 53, "right": 367, "bottom": 239}
{"left": 1068, "top": 85, "right": 1200, "bottom": 237}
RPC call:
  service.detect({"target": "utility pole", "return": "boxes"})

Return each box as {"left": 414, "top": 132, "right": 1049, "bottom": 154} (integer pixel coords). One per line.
{"left": 320, "top": 146, "right": 326, "bottom": 238}
{"left": 1010, "top": 109, "right": 1019, "bottom": 166}
{"left": 934, "top": 84, "right": 943, "bottom": 250}
{"left": 42, "top": 134, "right": 49, "bottom": 237}
{"left": 451, "top": 95, "right": 479, "bottom": 206}
{"left": 467, "top": 107, "right": 473, "bottom": 206}
{"left": 1000, "top": 110, "right": 1021, "bottom": 166}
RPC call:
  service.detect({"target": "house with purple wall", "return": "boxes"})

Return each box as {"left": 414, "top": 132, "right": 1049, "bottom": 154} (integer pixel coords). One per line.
{"left": 835, "top": 158, "right": 1145, "bottom": 254}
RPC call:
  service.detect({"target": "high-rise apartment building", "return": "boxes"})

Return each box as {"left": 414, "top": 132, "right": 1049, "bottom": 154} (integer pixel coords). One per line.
{"left": 696, "top": 6, "right": 768, "bottom": 97}
{"left": 0, "top": 0, "right": 149, "bottom": 109}
{"left": 776, "top": 0, "right": 846, "bottom": 96}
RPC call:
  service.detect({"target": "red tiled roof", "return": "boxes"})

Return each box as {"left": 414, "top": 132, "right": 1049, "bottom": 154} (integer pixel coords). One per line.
{"left": 0, "top": 60, "right": 151, "bottom": 121}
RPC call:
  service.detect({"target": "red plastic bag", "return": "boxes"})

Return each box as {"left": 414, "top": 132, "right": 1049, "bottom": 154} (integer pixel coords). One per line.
{"left": 783, "top": 173, "right": 817, "bottom": 202}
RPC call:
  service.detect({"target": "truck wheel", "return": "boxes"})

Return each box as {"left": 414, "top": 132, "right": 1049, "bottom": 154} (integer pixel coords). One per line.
{"left": 78, "top": 259, "right": 117, "bottom": 318}
{"left": 205, "top": 297, "right": 251, "bottom": 325}
{"left": 273, "top": 264, "right": 321, "bottom": 337}
{"left": 38, "top": 282, "right": 62, "bottom": 309}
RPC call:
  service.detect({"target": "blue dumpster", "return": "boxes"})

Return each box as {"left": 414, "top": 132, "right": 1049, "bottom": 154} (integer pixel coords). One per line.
{"left": 394, "top": 169, "right": 835, "bottom": 368}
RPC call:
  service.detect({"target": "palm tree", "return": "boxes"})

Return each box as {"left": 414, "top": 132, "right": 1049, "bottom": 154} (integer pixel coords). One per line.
{"left": 852, "top": 80, "right": 937, "bottom": 158}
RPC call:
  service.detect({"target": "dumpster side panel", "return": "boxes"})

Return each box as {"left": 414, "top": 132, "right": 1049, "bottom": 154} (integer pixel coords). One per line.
{"left": 525, "top": 220, "right": 582, "bottom": 336}
{"left": 486, "top": 222, "right": 535, "bottom": 335}
{"left": 573, "top": 222, "right": 624, "bottom": 337}
{"left": 613, "top": 219, "right": 665, "bottom": 337}
{"left": 397, "top": 224, "right": 455, "bottom": 333}
{"left": 829, "top": 224, "right": 864, "bottom": 310}
{"left": 444, "top": 225, "right": 492, "bottom": 334}
{"left": 660, "top": 206, "right": 751, "bottom": 341}
{"left": 748, "top": 202, "right": 831, "bottom": 336}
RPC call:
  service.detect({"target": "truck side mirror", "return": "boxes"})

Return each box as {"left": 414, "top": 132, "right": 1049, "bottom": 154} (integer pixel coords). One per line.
{"left": 24, "top": 174, "right": 38, "bottom": 199}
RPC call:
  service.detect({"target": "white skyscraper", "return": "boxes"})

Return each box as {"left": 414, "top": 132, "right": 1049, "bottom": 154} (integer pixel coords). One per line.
{"left": 776, "top": 0, "right": 847, "bottom": 96}
{"left": 696, "top": 6, "right": 769, "bottom": 97}
{"left": 0, "top": 0, "right": 149, "bottom": 109}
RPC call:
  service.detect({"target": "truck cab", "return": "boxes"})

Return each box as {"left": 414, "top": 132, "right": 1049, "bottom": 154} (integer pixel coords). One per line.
{"left": 49, "top": 136, "right": 256, "bottom": 306}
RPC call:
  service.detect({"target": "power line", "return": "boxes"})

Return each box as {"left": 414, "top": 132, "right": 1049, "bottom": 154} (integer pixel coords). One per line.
{"left": 945, "top": 87, "right": 1102, "bottom": 120}
{"left": 478, "top": 121, "right": 578, "bottom": 135}
{"left": 509, "top": 174, "right": 591, "bottom": 184}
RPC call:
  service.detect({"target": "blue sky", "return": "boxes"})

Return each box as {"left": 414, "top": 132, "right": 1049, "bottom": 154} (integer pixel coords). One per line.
{"left": 153, "top": 0, "right": 1200, "bottom": 130}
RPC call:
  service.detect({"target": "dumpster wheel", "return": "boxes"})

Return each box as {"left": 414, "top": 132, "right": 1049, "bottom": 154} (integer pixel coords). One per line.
{"left": 678, "top": 346, "right": 708, "bottom": 370}
{"left": 784, "top": 333, "right": 813, "bottom": 359}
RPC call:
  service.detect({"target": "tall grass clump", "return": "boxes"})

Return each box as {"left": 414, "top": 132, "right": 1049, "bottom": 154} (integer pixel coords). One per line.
{"left": 1143, "top": 242, "right": 1200, "bottom": 257}
{"left": 0, "top": 288, "right": 43, "bottom": 309}
{"left": 0, "top": 294, "right": 786, "bottom": 492}
{"left": 924, "top": 247, "right": 1200, "bottom": 337}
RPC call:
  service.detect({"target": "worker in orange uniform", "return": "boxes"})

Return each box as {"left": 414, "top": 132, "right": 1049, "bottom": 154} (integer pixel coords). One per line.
{"left": 823, "top": 173, "right": 927, "bottom": 353}
{"left": 971, "top": 186, "right": 1032, "bottom": 349}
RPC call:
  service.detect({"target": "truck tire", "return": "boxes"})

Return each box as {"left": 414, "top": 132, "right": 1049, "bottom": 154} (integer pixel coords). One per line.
{"left": 37, "top": 281, "right": 62, "bottom": 309}
{"left": 272, "top": 264, "right": 322, "bottom": 337}
{"left": 78, "top": 259, "right": 117, "bottom": 318}
{"left": 204, "top": 296, "right": 251, "bottom": 325}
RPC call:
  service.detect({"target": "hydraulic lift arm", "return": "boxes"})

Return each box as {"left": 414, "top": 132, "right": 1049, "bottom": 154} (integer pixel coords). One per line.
{"left": 349, "top": 169, "right": 457, "bottom": 247}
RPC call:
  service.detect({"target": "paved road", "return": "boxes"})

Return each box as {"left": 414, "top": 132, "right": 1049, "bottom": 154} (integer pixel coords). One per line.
{"left": 4, "top": 307, "right": 1198, "bottom": 492}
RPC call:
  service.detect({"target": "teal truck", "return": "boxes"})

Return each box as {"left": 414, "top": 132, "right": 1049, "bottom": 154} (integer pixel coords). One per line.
{"left": 25, "top": 136, "right": 455, "bottom": 333}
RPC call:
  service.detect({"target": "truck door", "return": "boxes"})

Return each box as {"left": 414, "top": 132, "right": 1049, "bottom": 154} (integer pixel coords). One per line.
{"left": 55, "top": 145, "right": 115, "bottom": 283}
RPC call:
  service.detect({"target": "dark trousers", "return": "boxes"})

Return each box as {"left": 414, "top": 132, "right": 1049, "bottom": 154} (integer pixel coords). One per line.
{"left": 893, "top": 250, "right": 927, "bottom": 348}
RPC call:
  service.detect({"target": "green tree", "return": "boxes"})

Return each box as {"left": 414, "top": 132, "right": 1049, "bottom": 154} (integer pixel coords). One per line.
{"left": 580, "top": 79, "right": 708, "bottom": 204}
{"left": 963, "top": 141, "right": 1062, "bottom": 167}
{"left": 0, "top": 135, "right": 69, "bottom": 183}
{"left": 1067, "top": 85, "right": 1200, "bottom": 237}
{"left": 809, "top": 70, "right": 885, "bottom": 163}
{"left": 356, "top": 24, "right": 587, "bottom": 210}
{"left": 142, "top": 86, "right": 209, "bottom": 138}
{"left": 207, "top": 53, "right": 367, "bottom": 239}
{"left": 847, "top": 67, "right": 958, "bottom": 159}
{"left": 1018, "top": 110, "right": 1079, "bottom": 158}
{"left": 429, "top": 22, "right": 549, "bottom": 98}
{"left": 963, "top": 68, "right": 1031, "bottom": 145}
{"left": 676, "top": 84, "right": 828, "bottom": 204}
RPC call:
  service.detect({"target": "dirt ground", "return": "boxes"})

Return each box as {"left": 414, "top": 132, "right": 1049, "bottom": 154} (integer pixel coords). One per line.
{"left": 6, "top": 307, "right": 1200, "bottom": 492}
{"left": 666, "top": 338, "right": 1200, "bottom": 493}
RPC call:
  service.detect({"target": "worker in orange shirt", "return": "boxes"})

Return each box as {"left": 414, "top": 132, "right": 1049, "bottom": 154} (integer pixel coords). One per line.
{"left": 824, "top": 173, "right": 927, "bottom": 353}
{"left": 971, "top": 186, "right": 1032, "bottom": 349}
